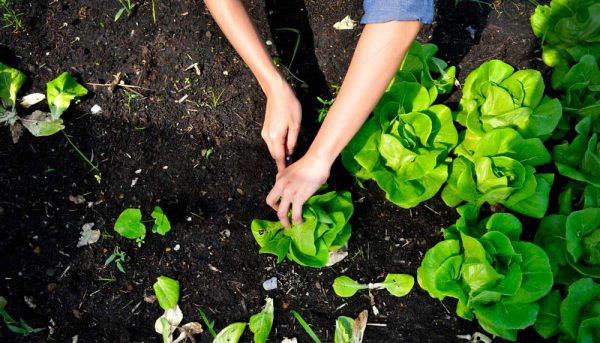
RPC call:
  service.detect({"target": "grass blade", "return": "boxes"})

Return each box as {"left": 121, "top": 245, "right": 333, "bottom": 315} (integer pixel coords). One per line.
{"left": 198, "top": 308, "right": 217, "bottom": 337}
{"left": 290, "top": 310, "right": 321, "bottom": 343}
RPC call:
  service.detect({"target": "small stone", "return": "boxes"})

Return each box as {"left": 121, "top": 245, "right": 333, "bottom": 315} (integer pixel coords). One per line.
{"left": 205, "top": 31, "right": 212, "bottom": 38}
{"left": 33, "top": 246, "right": 42, "bottom": 254}
{"left": 173, "top": 244, "right": 181, "bottom": 251}
{"left": 90, "top": 104, "right": 102, "bottom": 115}
{"left": 72, "top": 309, "right": 81, "bottom": 319}
{"left": 144, "top": 294, "right": 156, "bottom": 303}
{"left": 223, "top": 70, "right": 229, "bottom": 76}
{"left": 262, "top": 277, "right": 278, "bottom": 291}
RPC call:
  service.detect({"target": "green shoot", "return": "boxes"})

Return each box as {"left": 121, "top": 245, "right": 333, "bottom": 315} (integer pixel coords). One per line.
{"left": 208, "top": 89, "right": 225, "bottom": 109}
{"left": 115, "top": 0, "right": 136, "bottom": 22}
{"left": 316, "top": 85, "right": 339, "bottom": 123}
{"left": 274, "top": 28, "right": 301, "bottom": 70}
{"left": 198, "top": 308, "right": 218, "bottom": 337}
{"left": 122, "top": 89, "right": 141, "bottom": 113}
{"left": 105, "top": 246, "right": 126, "bottom": 273}
{"left": 0, "top": 297, "right": 44, "bottom": 336}
{"left": 290, "top": 310, "right": 321, "bottom": 343}
{"left": 203, "top": 148, "right": 214, "bottom": 159}
{"left": 0, "top": 0, "right": 25, "bottom": 33}
{"left": 151, "top": 0, "right": 156, "bottom": 24}
{"left": 62, "top": 131, "right": 102, "bottom": 183}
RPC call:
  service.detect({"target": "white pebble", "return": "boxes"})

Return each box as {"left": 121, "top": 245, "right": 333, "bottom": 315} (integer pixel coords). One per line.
{"left": 174, "top": 244, "right": 181, "bottom": 251}
{"left": 91, "top": 104, "right": 102, "bottom": 115}
{"left": 262, "top": 277, "right": 278, "bottom": 291}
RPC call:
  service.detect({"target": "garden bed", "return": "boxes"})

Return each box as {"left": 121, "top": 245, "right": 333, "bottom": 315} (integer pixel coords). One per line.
{"left": 0, "top": 0, "right": 549, "bottom": 341}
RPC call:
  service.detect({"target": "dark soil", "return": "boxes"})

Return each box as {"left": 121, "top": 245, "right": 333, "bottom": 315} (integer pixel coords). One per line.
{"left": 0, "top": 0, "right": 550, "bottom": 342}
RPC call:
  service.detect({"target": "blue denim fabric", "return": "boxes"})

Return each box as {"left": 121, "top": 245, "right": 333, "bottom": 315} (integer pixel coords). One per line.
{"left": 361, "top": 0, "right": 435, "bottom": 24}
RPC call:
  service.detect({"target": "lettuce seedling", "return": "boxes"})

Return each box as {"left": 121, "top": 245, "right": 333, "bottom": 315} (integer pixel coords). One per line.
{"left": 531, "top": 0, "right": 600, "bottom": 70}
{"left": 249, "top": 297, "right": 274, "bottom": 343}
{"left": 0, "top": 62, "right": 25, "bottom": 127}
{"left": 442, "top": 127, "right": 554, "bottom": 218}
{"left": 342, "top": 80, "right": 458, "bottom": 208}
{"left": 455, "top": 60, "right": 562, "bottom": 155}
{"left": 534, "top": 278, "right": 600, "bottom": 341}
{"left": 553, "top": 116, "right": 600, "bottom": 189}
{"left": 389, "top": 40, "right": 456, "bottom": 101}
{"left": 251, "top": 190, "right": 353, "bottom": 268}
{"left": 153, "top": 276, "right": 203, "bottom": 343}
{"left": 332, "top": 274, "right": 414, "bottom": 298}
{"left": 551, "top": 54, "right": 600, "bottom": 118}
{"left": 417, "top": 207, "right": 553, "bottom": 341}
{"left": 536, "top": 208, "right": 600, "bottom": 284}
{"left": 114, "top": 206, "right": 171, "bottom": 245}
{"left": 214, "top": 322, "right": 246, "bottom": 343}
{"left": 334, "top": 310, "right": 368, "bottom": 343}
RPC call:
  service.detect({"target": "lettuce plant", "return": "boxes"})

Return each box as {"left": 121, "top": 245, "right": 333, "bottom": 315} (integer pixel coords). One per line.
{"left": 332, "top": 274, "right": 414, "bottom": 298}
{"left": 534, "top": 278, "right": 600, "bottom": 342}
{"left": 554, "top": 116, "right": 600, "bottom": 188}
{"left": 251, "top": 190, "right": 353, "bottom": 268}
{"left": 551, "top": 54, "right": 600, "bottom": 118}
{"left": 531, "top": 0, "right": 600, "bottom": 70}
{"left": 455, "top": 60, "right": 561, "bottom": 154}
{"left": 0, "top": 62, "right": 25, "bottom": 126}
{"left": 334, "top": 310, "right": 367, "bottom": 343}
{"left": 389, "top": 40, "right": 456, "bottom": 101}
{"left": 342, "top": 80, "right": 458, "bottom": 208}
{"left": 442, "top": 127, "right": 554, "bottom": 218}
{"left": 536, "top": 208, "right": 600, "bottom": 284}
{"left": 417, "top": 207, "right": 553, "bottom": 341}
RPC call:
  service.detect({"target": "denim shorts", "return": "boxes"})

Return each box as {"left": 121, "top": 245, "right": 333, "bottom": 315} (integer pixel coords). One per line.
{"left": 361, "top": 0, "right": 435, "bottom": 24}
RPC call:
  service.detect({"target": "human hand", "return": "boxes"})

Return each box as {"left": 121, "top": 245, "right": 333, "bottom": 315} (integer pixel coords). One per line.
{"left": 266, "top": 152, "right": 331, "bottom": 228}
{"left": 262, "top": 81, "right": 302, "bottom": 172}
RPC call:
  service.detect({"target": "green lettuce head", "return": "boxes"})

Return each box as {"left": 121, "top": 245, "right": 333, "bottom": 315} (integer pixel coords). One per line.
{"left": 417, "top": 207, "right": 553, "bottom": 341}
{"left": 551, "top": 54, "right": 600, "bottom": 119}
{"left": 534, "top": 278, "right": 600, "bottom": 342}
{"left": 455, "top": 60, "right": 561, "bottom": 154}
{"left": 342, "top": 80, "right": 458, "bottom": 208}
{"left": 536, "top": 208, "right": 600, "bottom": 284}
{"left": 531, "top": 0, "right": 600, "bottom": 69}
{"left": 251, "top": 190, "right": 353, "bottom": 268}
{"left": 554, "top": 116, "right": 600, "bottom": 188}
{"left": 442, "top": 127, "right": 554, "bottom": 218}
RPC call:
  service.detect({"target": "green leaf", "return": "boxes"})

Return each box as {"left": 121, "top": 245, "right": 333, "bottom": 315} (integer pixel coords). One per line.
{"left": 473, "top": 301, "right": 539, "bottom": 331}
{"left": 249, "top": 297, "right": 274, "bottom": 343}
{"left": 534, "top": 290, "right": 562, "bottom": 339}
{"left": 333, "top": 276, "right": 368, "bottom": 298}
{"left": 379, "top": 274, "right": 414, "bottom": 297}
{"left": 214, "top": 322, "right": 247, "bottom": 343}
{"left": 535, "top": 214, "right": 568, "bottom": 277}
{"left": 560, "top": 278, "right": 600, "bottom": 340}
{"left": 20, "top": 111, "right": 65, "bottom": 137}
{"left": 417, "top": 240, "right": 461, "bottom": 299}
{"left": 46, "top": 72, "right": 88, "bottom": 119}
{"left": 504, "top": 242, "right": 553, "bottom": 304}
{"left": 153, "top": 276, "right": 180, "bottom": 311}
{"left": 151, "top": 206, "right": 171, "bottom": 235}
{"left": 0, "top": 63, "right": 26, "bottom": 109}
{"left": 114, "top": 208, "right": 146, "bottom": 241}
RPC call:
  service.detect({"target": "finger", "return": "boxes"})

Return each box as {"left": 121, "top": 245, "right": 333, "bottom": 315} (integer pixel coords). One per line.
{"left": 268, "top": 133, "right": 286, "bottom": 173}
{"left": 266, "top": 182, "right": 284, "bottom": 211}
{"left": 291, "top": 199, "right": 303, "bottom": 226}
{"left": 277, "top": 195, "right": 292, "bottom": 229}
{"left": 286, "top": 124, "right": 299, "bottom": 156}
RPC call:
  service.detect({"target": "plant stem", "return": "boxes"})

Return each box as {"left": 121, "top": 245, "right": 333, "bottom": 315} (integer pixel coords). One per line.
{"left": 62, "top": 131, "right": 100, "bottom": 172}
{"left": 198, "top": 308, "right": 217, "bottom": 337}
{"left": 275, "top": 28, "right": 301, "bottom": 70}
{"left": 290, "top": 310, "right": 321, "bottom": 343}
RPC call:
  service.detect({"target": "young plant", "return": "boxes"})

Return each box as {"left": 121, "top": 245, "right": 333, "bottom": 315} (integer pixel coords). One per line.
{"left": 316, "top": 85, "right": 340, "bottom": 123}
{"left": 0, "top": 0, "right": 25, "bottom": 32}
{"left": 153, "top": 276, "right": 203, "bottom": 343}
{"left": 332, "top": 274, "right": 414, "bottom": 298}
{"left": 249, "top": 297, "right": 274, "bottom": 343}
{"left": 114, "top": 206, "right": 171, "bottom": 246}
{"left": 553, "top": 116, "right": 600, "bottom": 189}
{"left": 214, "top": 322, "right": 246, "bottom": 343}
{"left": 342, "top": 79, "right": 458, "bottom": 208}
{"left": 114, "top": 0, "right": 136, "bottom": 21}
{"left": 417, "top": 206, "right": 554, "bottom": 341}
{"left": 290, "top": 310, "right": 321, "bottom": 343}
{"left": 122, "top": 89, "right": 140, "bottom": 113}
{"left": 251, "top": 190, "right": 353, "bottom": 268}
{"left": 454, "top": 60, "right": 561, "bottom": 155}
{"left": 104, "top": 246, "right": 126, "bottom": 273}
{"left": 534, "top": 278, "right": 600, "bottom": 342}
{"left": 197, "top": 308, "right": 217, "bottom": 337}
{"left": 535, "top": 208, "right": 600, "bottom": 284}
{"left": 0, "top": 296, "right": 44, "bottom": 336}
{"left": 334, "top": 310, "right": 368, "bottom": 343}
{"left": 530, "top": 0, "right": 600, "bottom": 70}
{"left": 442, "top": 127, "right": 554, "bottom": 218}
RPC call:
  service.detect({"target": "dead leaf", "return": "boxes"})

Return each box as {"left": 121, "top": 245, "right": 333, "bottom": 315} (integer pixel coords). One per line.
{"left": 333, "top": 15, "right": 357, "bottom": 30}
{"left": 20, "top": 93, "right": 46, "bottom": 108}
{"left": 77, "top": 223, "right": 100, "bottom": 247}
{"left": 10, "top": 121, "right": 24, "bottom": 143}
{"left": 69, "top": 195, "right": 86, "bottom": 204}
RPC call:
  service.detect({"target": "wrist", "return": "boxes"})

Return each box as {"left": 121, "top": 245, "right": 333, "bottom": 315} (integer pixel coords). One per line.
{"left": 259, "top": 69, "right": 289, "bottom": 98}
{"left": 305, "top": 144, "right": 338, "bottom": 170}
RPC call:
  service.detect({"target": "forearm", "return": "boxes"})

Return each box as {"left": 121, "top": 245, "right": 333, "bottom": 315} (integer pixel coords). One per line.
{"left": 203, "top": 0, "right": 284, "bottom": 95}
{"left": 308, "top": 21, "right": 421, "bottom": 164}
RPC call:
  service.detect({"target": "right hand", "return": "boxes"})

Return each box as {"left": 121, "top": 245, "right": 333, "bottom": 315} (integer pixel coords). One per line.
{"left": 261, "top": 80, "right": 302, "bottom": 172}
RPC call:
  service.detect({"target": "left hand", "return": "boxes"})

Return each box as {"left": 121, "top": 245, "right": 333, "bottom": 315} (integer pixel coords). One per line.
{"left": 266, "top": 152, "right": 331, "bottom": 228}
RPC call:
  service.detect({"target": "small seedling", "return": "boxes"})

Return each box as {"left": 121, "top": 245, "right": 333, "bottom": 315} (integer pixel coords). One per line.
{"left": 197, "top": 308, "right": 217, "bottom": 337}
{"left": 291, "top": 310, "right": 321, "bottom": 343}
{"left": 0, "top": 0, "right": 25, "bottom": 32}
{"left": 105, "top": 246, "right": 126, "bottom": 273}
{"left": 203, "top": 147, "right": 214, "bottom": 159}
{"left": 249, "top": 297, "right": 274, "bottom": 343}
{"left": 114, "top": 0, "right": 136, "bottom": 21}
{"left": 316, "top": 85, "right": 340, "bottom": 123}
{"left": 122, "top": 89, "right": 141, "bottom": 113}
{"left": 207, "top": 89, "right": 225, "bottom": 109}
{"left": 0, "top": 297, "right": 44, "bottom": 336}
{"left": 335, "top": 310, "right": 368, "bottom": 343}
{"left": 153, "top": 276, "right": 203, "bottom": 343}
{"left": 332, "top": 274, "right": 414, "bottom": 298}
{"left": 151, "top": 0, "right": 156, "bottom": 23}
{"left": 114, "top": 206, "right": 171, "bottom": 246}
